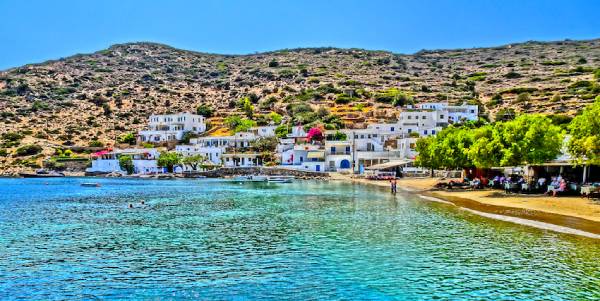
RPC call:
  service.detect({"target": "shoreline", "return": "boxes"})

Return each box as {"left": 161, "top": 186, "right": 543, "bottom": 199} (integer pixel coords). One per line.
{"left": 343, "top": 175, "right": 600, "bottom": 239}
{"left": 4, "top": 174, "right": 600, "bottom": 239}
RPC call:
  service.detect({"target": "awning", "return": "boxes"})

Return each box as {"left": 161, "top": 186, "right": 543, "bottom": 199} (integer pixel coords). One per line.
{"left": 307, "top": 151, "right": 325, "bottom": 159}
{"left": 365, "top": 160, "right": 413, "bottom": 170}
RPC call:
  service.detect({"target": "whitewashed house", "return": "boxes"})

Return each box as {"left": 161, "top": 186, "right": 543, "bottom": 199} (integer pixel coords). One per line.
{"left": 331, "top": 128, "right": 404, "bottom": 173}
{"left": 138, "top": 112, "right": 206, "bottom": 143}
{"left": 279, "top": 143, "right": 325, "bottom": 172}
{"left": 414, "top": 102, "right": 479, "bottom": 123}
{"left": 325, "top": 140, "right": 353, "bottom": 171}
{"left": 177, "top": 131, "right": 264, "bottom": 167}
{"left": 86, "top": 148, "right": 162, "bottom": 174}
{"left": 398, "top": 109, "right": 446, "bottom": 137}
{"left": 251, "top": 126, "right": 277, "bottom": 137}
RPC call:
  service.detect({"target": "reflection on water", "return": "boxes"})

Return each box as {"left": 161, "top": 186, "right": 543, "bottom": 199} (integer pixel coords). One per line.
{"left": 0, "top": 178, "right": 599, "bottom": 300}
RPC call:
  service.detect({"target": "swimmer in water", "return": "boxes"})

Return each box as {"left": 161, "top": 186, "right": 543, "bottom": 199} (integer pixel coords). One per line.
{"left": 128, "top": 203, "right": 133, "bottom": 209}
{"left": 140, "top": 200, "right": 145, "bottom": 205}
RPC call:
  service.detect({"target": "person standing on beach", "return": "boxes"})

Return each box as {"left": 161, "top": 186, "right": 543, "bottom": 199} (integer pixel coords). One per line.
{"left": 390, "top": 179, "right": 397, "bottom": 194}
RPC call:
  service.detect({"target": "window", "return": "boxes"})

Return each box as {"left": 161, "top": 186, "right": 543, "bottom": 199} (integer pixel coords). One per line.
{"left": 424, "top": 130, "right": 428, "bottom": 135}
{"left": 331, "top": 146, "right": 336, "bottom": 153}
{"left": 422, "top": 116, "right": 427, "bottom": 119}
{"left": 432, "top": 130, "right": 436, "bottom": 134}
{"left": 470, "top": 110, "right": 475, "bottom": 113}
{"left": 407, "top": 116, "right": 412, "bottom": 120}
{"left": 391, "top": 127, "right": 395, "bottom": 131}
{"left": 440, "top": 115, "right": 444, "bottom": 119}
{"left": 345, "top": 146, "right": 350, "bottom": 154}
{"left": 408, "top": 129, "right": 412, "bottom": 133}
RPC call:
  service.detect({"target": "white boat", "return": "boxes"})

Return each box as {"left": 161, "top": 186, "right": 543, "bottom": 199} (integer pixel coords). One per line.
{"left": 249, "top": 175, "right": 268, "bottom": 182}
{"left": 267, "top": 176, "right": 294, "bottom": 183}
{"left": 233, "top": 175, "right": 268, "bottom": 182}
{"left": 81, "top": 182, "right": 101, "bottom": 187}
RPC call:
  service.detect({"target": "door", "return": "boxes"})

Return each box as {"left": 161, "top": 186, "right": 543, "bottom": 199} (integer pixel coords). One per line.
{"left": 340, "top": 159, "right": 351, "bottom": 169}
{"left": 316, "top": 165, "right": 320, "bottom": 172}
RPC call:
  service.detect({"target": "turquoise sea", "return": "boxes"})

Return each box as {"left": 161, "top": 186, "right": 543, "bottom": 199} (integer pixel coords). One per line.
{"left": 0, "top": 178, "right": 599, "bottom": 300}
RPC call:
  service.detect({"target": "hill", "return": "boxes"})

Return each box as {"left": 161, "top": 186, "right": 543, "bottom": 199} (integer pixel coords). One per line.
{"left": 1, "top": 39, "right": 599, "bottom": 172}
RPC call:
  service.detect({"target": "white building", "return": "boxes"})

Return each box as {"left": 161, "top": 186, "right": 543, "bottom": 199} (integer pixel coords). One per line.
{"left": 176, "top": 132, "right": 261, "bottom": 166}
{"left": 279, "top": 143, "right": 326, "bottom": 172}
{"left": 222, "top": 153, "right": 262, "bottom": 167}
{"left": 86, "top": 148, "right": 162, "bottom": 174}
{"left": 329, "top": 128, "right": 405, "bottom": 173}
{"left": 325, "top": 140, "right": 353, "bottom": 171}
{"left": 138, "top": 112, "right": 206, "bottom": 143}
{"left": 398, "top": 109, "right": 446, "bottom": 137}
{"left": 414, "top": 102, "right": 478, "bottom": 123}
{"left": 366, "top": 123, "right": 400, "bottom": 134}
{"left": 250, "top": 126, "right": 277, "bottom": 138}
{"left": 397, "top": 137, "right": 418, "bottom": 160}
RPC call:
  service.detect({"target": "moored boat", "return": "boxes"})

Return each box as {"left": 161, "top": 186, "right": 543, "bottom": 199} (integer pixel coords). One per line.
{"left": 267, "top": 176, "right": 294, "bottom": 183}
{"left": 81, "top": 182, "right": 101, "bottom": 187}
{"left": 20, "top": 169, "right": 65, "bottom": 178}
{"left": 233, "top": 175, "right": 268, "bottom": 182}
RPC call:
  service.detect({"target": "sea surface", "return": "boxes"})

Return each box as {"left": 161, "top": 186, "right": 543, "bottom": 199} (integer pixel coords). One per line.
{"left": 0, "top": 177, "right": 599, "bottom": 300}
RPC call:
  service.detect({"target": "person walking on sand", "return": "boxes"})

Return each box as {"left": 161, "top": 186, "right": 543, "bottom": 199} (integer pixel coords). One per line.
{"left": 390, "top": 179, "right": 397, "bottom": 194}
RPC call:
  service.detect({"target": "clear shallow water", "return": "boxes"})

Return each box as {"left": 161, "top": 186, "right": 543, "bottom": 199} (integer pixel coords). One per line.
{"left": 0, "top": 178, "right": 599, "bottom": 300}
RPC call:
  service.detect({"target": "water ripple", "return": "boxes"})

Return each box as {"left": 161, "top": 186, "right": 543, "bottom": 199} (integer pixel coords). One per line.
{"left": 0, "top": 178, "right": 599, "bottom": 300}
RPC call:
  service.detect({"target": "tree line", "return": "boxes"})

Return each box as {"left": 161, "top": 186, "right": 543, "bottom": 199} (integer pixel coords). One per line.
{"left": 416, "top": 98, "right": 600, "bottom": 170}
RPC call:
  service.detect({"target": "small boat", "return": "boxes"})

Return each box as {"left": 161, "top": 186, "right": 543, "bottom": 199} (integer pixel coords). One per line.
{"left": 81, "top": 182, "right": 101, "bottom": 187}
{"left": 249, "top": 175, "right": 268, "bottom": 182}
{"left": 20, "top": 169, "right": 65, "bottom": 178}
{"left": 267, "top": 176, "right": 294, "bottom": 183}
{"left": 233, "top": 175, "right": 247, "bottom": 180}
{"left": 233, "top": 175, "right": 268, "bottom": 182}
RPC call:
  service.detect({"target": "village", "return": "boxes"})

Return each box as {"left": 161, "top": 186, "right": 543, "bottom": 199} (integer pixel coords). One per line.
{"left": 85, "top": 102, "right": 479, "bottom": 176}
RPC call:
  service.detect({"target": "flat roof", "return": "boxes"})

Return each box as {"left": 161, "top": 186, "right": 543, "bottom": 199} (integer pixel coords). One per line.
{"left": 365, "top": 160, "right": 413, "bottom": 170}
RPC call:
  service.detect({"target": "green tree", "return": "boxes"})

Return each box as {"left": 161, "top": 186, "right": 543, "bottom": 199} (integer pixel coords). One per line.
{"left": 332, "top": 131, "right": 347, "bottom": 141}
{"left": 118, "top": 133, "right": 136, "bottom": 145}
{"left": 180, "top": 131, "right": 198, "bottom": 144}
{"left": 468, "top": 114, "right": 563, "bottom": 167}
{"left": 89, "top": 140, "right": 104, "bottom": 147}
{"left": 415, "top": 136, "right": 440, "bottom": 176}
{"left": 157, "top": 151, "right": 182, "bottom": 173}
{"left": 118, "top": 155, "right": 134, "bottom": 174}
{"left": 275, "top": 125, "right": 289, "bottom": 138}
{"left": 568, "top": 98, "right": 600, "bottom": 164}
{"left": 224, "top": 116, "right": 256, "bottom": 132}
{"left": 515, "top": 92, "right": 530, "bottom": 103}
{"left": 373, "top": 88, "right": 413, "bottom": 106}
{"left": 251, "top": 137, "right": 279, "bottom": 153}
{"left": 237, "top": 97, "right": 254, "bottom": 118}
{"left": 15, "top": 144, "right": 42, "bottom": 156}
{"left": 181, "top": 154, "right": 206, "bottom": 171}
{"left": 196, "top": 104, "right": 214, "bottom": 117}
{"left": 467, "top": 125, "right": 504, "bottom": 168}
{"left": 497, "top": 114, "right": 563, "bottom": 166}
{"left": 268, "top": 112, "right": 282, "bottom": 124}
{"left": 433, "top": 126, "right": 474, "bottom": 169}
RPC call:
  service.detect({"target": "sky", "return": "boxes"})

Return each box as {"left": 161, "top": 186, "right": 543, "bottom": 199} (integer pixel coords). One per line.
{"left": 1, "top": 0, "right": 599, "bottom": 70}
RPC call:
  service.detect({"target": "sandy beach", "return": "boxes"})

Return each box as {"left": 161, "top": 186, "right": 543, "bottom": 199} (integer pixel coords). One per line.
{"left": 331, "top": 174, "right": 600, "bottom": 236}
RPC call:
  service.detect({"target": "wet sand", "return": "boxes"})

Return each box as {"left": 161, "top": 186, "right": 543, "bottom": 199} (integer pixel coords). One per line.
{"left": 336, "top": 175, "right": 600, "bottom": 238}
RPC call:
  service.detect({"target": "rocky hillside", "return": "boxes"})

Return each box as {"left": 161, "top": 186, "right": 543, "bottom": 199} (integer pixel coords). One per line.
{"left": 1, "top": 39, "right": 599, "bottom": 172}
